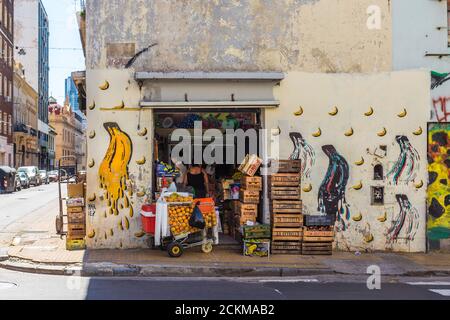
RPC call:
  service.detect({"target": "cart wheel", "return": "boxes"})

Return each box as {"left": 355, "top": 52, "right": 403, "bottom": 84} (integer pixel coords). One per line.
{"left": 167, "top": 242, "right": 183, "bottom": 258}
{"left": 55, "top": 216, "right": 63, "bottom": 235}
{"left": 202, "top": 242, "right": 213, "bottom": 254}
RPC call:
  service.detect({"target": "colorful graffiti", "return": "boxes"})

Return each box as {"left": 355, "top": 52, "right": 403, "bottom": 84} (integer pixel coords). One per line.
{"left": 289, "top": 132, "right": 316, "bottom": 178}
{"left": 432, "top": 97, "right": 450, "bottom": 123}
{"left": 427, "top": 123, "right": 450, "bottom": 240}
{"left": 317, "top": 145, "right": 350, "bottom": 230}
{"left": 387, "top": 136, "right": 420, "bottom": 185}
{"left": 431, "top": 71, "right": 450, "bottom": 90}
{"left": 387, "top": 194, "right": 420, "bottom": 242}
{"left": 98, "top": 122, "right": 134, "bottom": 226}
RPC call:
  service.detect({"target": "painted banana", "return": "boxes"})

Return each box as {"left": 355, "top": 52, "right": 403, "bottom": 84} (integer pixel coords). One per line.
{"left": 328, "top": 106, "right": 339, "bottom": 116}
{"left": 294, "top": 106, "right": 304, "bottom": 116}
{"left": 354, "top": 157, "right": 365, "bottom": 166}
{"left": 397, "top": 108, "right": 407, "bottom": 118}
{"left": 129, "top": 206, "right": 134, "bottom": 218}
{"left": 352, "top": 181, "right": 363, "bottom": 190}
{"left": 377, "top": 127, "right": 387, "bottom": 137}
{"left": 413, "top": 126, "right": 423, "bottom": 136}
{"left": 88, "top": 159, "right": 95, "bottom": 168}
{"left": 88, "top": 194, "right": 96, "bottom": 202}
{"left": 344, "top": 127, "right": 354, "bottom": 137}
{"left": 124, "top": 196, "right": 130, "bottom": 209}
{"left": 135, "top": 231, "right": 146, "bottom": 238}
{"left": 137, "top": 191, "right": 146, "bottom": 198}
{"left": 88, "top": 230, "right": 96, "bottom": 238}
{"left": 364, "top": 233, "right": 374, "bottom": 243}
{"left": 137, "top": 127, "right": 148, "bottom": 137}
{"left": 110, "top": 229, "right": 114, "bottom": 237}
{"left": 89, "top": 131, "right": 96, "bottom": 139}
{"left": 302, "top": 184, "right": 313, "bottom": 193}
{"left": 99, "top": 80, "right": 110, "bottom": 90}
{"left": 136, "top": 157, "right": 146, "bottom": 165}
{"left": 88, "top": 101, "right": 96, "bottom": 110}
{"left": 377, "top": 212, "right": 387, "bottom": 223}
{"left": 414, "top": 180, "right": 424, "bottom": 189}
{"left": 352, "top": 213, "right": 363, "bottom": 222}
{"left": 118, "top": 220, "right": 124, "bottom": 231}
{"left": 113, "top": 100, "right": 125, "bottom": 109}
{"left": 124, "top": 217, "right": 130, "bottom": 230}
{"left": 364, "top": 107, "right": 374, "bottom": 117}
{"left": 312, "top": 128, "right": 322, "bottom": 137}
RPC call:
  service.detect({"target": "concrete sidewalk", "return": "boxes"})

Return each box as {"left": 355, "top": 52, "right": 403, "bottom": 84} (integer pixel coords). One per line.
{"left": 1, "top": 235, "right": 450, "bottom": 277}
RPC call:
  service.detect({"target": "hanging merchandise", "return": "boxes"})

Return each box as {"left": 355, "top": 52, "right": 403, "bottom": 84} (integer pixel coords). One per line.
{"left": 179, "top": 114, "right": 203, "bottom": 129}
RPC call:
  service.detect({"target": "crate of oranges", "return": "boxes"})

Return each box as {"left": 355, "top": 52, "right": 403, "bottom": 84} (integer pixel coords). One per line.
{"left": 168, "top": 203, "right": 199, "bottom": 236}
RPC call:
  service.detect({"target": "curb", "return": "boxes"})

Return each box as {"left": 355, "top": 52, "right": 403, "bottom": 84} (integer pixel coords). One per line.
{"left": 2, "top": 258, "right": 450, "bottom": 278}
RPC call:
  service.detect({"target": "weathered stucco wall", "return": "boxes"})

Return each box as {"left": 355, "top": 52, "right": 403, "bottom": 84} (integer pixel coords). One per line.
{"left": 266, "top": 71, "right": 430, "bottom": 252}
{"left": 87, "top": 0, "right": 392, "bottom": 73}
{"left": 85, "top": 69, "right": 153, "bottom": 249}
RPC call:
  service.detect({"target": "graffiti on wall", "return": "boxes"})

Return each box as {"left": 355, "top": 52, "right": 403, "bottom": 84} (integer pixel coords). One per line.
{"left": 317, "top": 145, "right": 350, "bottom": 230}
{"left": 386, "top": 136, "right": 420, "bottom": 185}
{"left": 427, "top": 123, "right": 450, "bottom": 240}
{"left": 289, "top": 132, "right": 315, "bottom": 178}
{"left": 432, "top": 97, "right": 450, "bottom": 123}
{"left": 387, "top": 194, "right": 420, "bottom": 242}
{"left": 96, "top": 122, "right": 134, "bottom": 238}
{"left": 431, "top": 71, "right": 450, "bottom": 90}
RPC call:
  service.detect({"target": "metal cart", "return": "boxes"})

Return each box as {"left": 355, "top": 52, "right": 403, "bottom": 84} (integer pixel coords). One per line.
{"left": 55, "top": 156, "right": 79, "bottom": 235}
{"left": 162, "top": 201, "right": 215, "bottom": 258}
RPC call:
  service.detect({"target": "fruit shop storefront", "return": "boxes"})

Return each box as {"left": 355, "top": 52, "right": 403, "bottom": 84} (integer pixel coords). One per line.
{"left": 86, "top": 70, "right": 430, "bottom": 254}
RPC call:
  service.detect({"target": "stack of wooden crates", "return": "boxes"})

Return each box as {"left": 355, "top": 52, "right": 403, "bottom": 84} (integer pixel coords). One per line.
{"left": 302, "top": 215, "right": 335, "bottom": 255}
{"left": 66, "top": 183, "right": 87, "bottom": 250}
{"left": 232, "top": 176, "right": 262, "bottom": 243}
{"left": 269, "top": 160, "right": 303, "bottom": 254}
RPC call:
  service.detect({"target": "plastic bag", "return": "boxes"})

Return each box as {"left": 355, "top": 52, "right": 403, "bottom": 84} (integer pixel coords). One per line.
{"left": 189, "top": 205, "right": 206, "bottom": 229}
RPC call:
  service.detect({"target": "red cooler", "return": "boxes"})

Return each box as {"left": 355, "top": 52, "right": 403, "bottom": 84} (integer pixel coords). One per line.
{"left": 141, "top": 204, "right": 156, "bottom": 235}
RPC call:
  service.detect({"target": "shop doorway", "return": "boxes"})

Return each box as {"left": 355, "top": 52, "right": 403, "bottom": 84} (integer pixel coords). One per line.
{"left": 152, "top": 109, "right": 263, "bottom": 244}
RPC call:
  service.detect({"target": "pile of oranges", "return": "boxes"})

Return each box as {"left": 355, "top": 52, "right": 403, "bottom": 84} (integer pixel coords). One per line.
{"left": 203, "top": 209, "right": 218, "bottom": 228}
{"left": 168, "top": 204, "right": 199, "bottom": 235}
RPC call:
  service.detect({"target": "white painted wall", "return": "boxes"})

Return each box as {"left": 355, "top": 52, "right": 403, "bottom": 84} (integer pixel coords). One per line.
{"left": 266, "top": 70, "right": 430, "bottom": 253}
{"left": 392, "top": 0, "right": 450, "bottom": 121}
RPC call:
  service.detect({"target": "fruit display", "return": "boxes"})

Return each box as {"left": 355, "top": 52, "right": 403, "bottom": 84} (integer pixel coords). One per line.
{"left": 202, "top": 207, "right": 218, "bottom": 228}
{"left": 168, "top": 204, "right": 199, "bottom": 235}
{"left": 305, "top": 225, "right": 333, "bottom": 231}
{"left": 164, "top": 193, "right": 194, "bottom": 203}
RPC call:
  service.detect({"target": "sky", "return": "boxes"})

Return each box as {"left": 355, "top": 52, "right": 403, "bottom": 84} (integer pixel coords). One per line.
{"left": 41, "top": 0, "right": 85, "bottom": 105}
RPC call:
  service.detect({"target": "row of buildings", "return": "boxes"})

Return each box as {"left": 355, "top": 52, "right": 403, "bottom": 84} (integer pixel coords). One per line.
{"left": 80, "top": 0, "right": 450, "bottom": 252}
{"left": 0, "top": 0, "right": 86, "bottom": 171}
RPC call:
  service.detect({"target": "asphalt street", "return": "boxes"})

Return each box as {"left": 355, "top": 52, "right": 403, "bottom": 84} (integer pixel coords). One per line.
{"left": 0, "top": 183, "right": 61, "bottom": 246}
{"left": 0, "top": 268, "right": 449, "bottom": 300}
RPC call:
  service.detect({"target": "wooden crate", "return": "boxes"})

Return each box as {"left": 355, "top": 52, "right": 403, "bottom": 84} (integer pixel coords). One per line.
{"left": 237, "top": 202, "right": 258, "bottom": 216}
{"left": 303, "top": 229, "right": 335, "bottom": 237}
{"left": 272, "top": 214, "right": 303, "bottom": 228}
{"left": 243, "top": 224, "right": 271, "bottom": 239}
{"left": 67, "top": 206, "right": 84, "bottom": 213}
{"left": 66, "top": 237, "right": 86, "bottom": 251}
{"left": 67, "top": 223, "right": 86, "bottom": 237}
{"left": 241, "top": 176, "right": 262, "bottom": 191}
{"left": 268, "top": 173, "right": 301, "bottom": 187}
{"left": 270, "top": 160, "right": 302, "bottom": 173}
{"left": 271, "top": 241, "right": 302, "bottom": 254}
{"left": 68, "top": 211, "right": 86, "bottom": 224}
{"left": 270, "top": 200, "right": 302, "bottom": 214}
{"left": 270, "top": 186, "right": 301, "bottom": 200}
{"left": 302, "top": 242, "right": 332, "bottom": 255}
{"left": 243, "top": 240, "right": 271, "bottom": 257}
{"left": 272, "top": 228, "right": 303, "bottom": 241}
{"left": 239, "top": 190, "right": 260, "bottom": 204}
{"left": 235, "top": 213, "right": 257, "bottom": 226}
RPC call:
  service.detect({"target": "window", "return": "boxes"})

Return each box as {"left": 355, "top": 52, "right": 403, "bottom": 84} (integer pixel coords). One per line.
{"left": 7, "top": 114, "right": 10, "bottom": 136}
{"left": 371, "top": 187, "right": 385, "bottom": 206}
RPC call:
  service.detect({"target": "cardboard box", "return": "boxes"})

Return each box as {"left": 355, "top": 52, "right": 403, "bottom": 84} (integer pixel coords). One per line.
{"left": 244, "top": 240, "right": 270, "bottom": 257}
{"left": 67, "top": 183, "right": 84, "bottom": 198}
{"left": 66, "top": 198, "right": 85, "bottom": 207}
{"left": 239, "top": 154, "right": 262, "bottom": 177}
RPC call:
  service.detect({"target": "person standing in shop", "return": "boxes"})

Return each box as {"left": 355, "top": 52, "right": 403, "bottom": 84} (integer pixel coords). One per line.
{"left": 183, "top": 164, "right": 209, "bottom": 198}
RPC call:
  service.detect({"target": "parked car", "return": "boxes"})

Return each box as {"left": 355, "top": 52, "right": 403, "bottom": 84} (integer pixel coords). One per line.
{"left": 48, "top": 170, "right": 58, "bottom": 182}
{"left": 0, "top": 166, "right": 17, "bottom": 194}
{"left": 17, "top": 171, "right": 30, "bottom": 189}
{"left": 39, "top": 170, "right": 50, "bottom": 184}
{"left": 17, "top": 166, "right": 41, "bottom": 186}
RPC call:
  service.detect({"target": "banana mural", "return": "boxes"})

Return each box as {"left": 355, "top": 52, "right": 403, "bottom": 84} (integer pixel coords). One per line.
{"left": 98, "top": 123, "right": 133, "bottom": 233}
